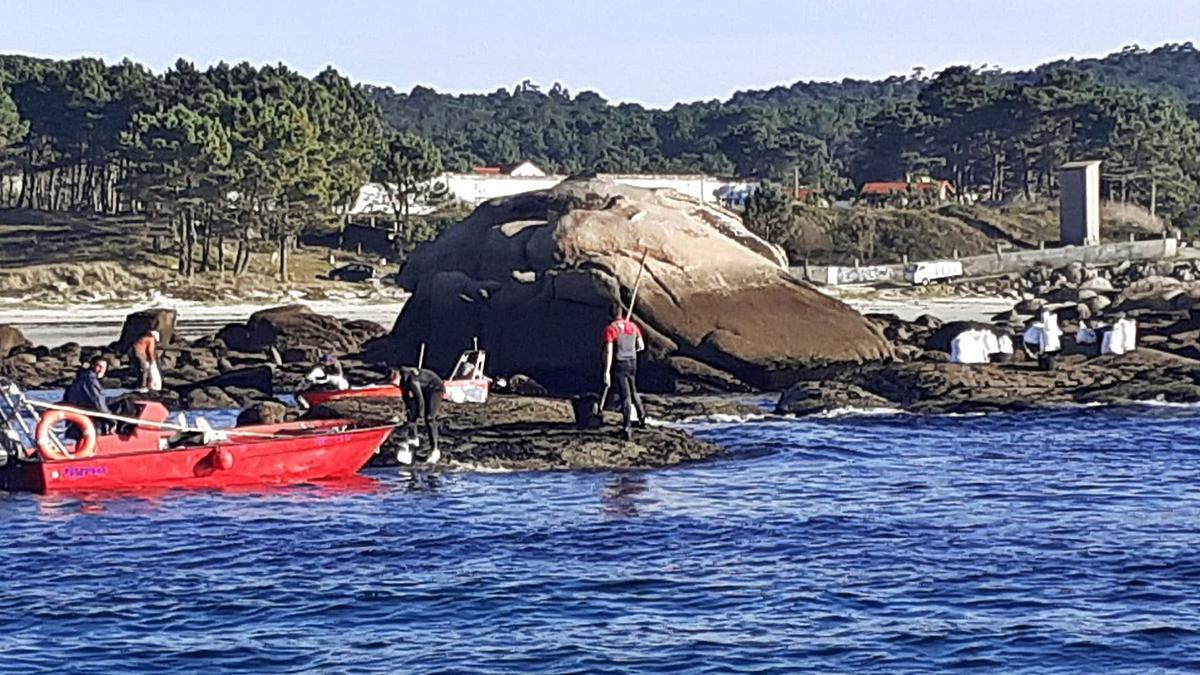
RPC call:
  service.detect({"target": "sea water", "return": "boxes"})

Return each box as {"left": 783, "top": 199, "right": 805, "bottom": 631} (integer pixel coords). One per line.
{"left": 3, "top": 406, "right": 1200, "bottom": 673}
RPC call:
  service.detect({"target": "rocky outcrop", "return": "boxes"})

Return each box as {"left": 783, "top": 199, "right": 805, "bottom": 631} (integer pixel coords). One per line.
{"left": 0, "top": 326, "right": 30, "bottom": 357}
{"left": 236, "top": 401, "right": 290, "bottom": 426}
{"left": 218, "top": 304, "right": 386, "bottom": 356}
{"left": 308, "top": 394, "right": 726, "bottom": 471}
{"left": 376, "top": 178, "right": 891, "bottom": 393}
{"left": 778, "top": 350, "right": 1200, "bottom": 415}
{"left": 116, "top": 309, "right": 177, "bottom": 352}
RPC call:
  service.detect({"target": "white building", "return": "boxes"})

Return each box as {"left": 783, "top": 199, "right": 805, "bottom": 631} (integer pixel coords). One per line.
{"left": 349, "top": 161, "right": 757, "bottom": 215}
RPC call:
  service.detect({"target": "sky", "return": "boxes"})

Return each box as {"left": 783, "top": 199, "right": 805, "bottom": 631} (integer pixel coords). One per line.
{"left": 0, "top": 0, "right": 1197, "bottom": 108}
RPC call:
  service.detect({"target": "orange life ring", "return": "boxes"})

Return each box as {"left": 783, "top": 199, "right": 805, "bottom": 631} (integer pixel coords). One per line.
{"left": 36, "top": 409, "right": 97, "bottom": 461}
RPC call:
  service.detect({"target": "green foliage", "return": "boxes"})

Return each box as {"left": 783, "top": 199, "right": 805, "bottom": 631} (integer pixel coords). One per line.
{"left": 3, "top": 41, "right": 1200, "bottom": 272}
{"left": 743, "top": 183, "right": 794, "bottom": 245}
{"left": 0, "top": 56, "right": 386, "bottom": 279}
{"left": 371, "top": 132, "right": 443, "bottom": 228}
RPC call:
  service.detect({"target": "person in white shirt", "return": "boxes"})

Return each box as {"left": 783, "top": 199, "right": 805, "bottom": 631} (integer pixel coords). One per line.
{"left": 306, "top": 354, "right": 350, "bottom": 391}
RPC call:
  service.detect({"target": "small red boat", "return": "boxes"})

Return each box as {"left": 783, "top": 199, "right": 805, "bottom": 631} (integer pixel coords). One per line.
{"left": 298, "top": 349, "right": 493, "bottom": 408}
{"left": 299, "top": 384, "right": 402, "bottom": 408}
{"left": 0, "top": 397, "right": 393, "bottom": 494}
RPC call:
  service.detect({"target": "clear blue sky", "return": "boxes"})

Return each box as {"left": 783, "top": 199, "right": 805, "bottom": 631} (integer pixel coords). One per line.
{"left": 1, "top": 0, "right": 1196, "bottom": 107}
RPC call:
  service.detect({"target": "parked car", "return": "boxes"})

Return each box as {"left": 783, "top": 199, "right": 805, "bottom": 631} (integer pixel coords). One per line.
{"left": 328, "top": 263, "right": 376, "bottom": 283}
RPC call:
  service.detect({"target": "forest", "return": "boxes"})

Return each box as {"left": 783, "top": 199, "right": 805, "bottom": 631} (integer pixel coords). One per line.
{"left": 0, "top": 55, "right": 442, "bottom": 280}
{"left": 373, "top": 43, "right": 1200, "bottom": 225}
{"left": 1, "top": 42, "right": 1200, "bottom": 282}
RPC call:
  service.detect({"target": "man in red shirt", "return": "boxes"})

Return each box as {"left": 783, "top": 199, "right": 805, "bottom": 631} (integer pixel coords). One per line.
{"left": 603, "top": 309, "right": 647, "bottom": 439}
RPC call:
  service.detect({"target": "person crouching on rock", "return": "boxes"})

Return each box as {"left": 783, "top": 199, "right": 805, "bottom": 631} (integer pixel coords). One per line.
{"left": 393, "top": 367, "right": 444, "bottom": 465}
{"left": 63, "top": 356, "right": 114, "bottom": 439}
{"left": 306, "top": 354, "right": 349, "bottom": 391}
{"left": 603, "top": 309, "right": 647, "bottom": 441}
{"left": 130, "top": 330, "right": 162, "bottom": 392}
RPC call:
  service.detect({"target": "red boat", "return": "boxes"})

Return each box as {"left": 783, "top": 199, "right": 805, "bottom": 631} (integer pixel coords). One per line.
{"left": 299, "top": 384, "right": 402, "bottom": 408}
{"left": 0, "top": 397, "right": 394, "bottom": 494}
{"left": 298, "top": 349, "right": 493, "bottom": 408}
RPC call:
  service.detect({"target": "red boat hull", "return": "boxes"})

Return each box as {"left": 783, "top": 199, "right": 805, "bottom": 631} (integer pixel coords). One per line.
{"left": 1, "top": 422, "right": 393, "bottom": 494}
{"left": 299, "top": 385, "right": 402, "bottom": 408}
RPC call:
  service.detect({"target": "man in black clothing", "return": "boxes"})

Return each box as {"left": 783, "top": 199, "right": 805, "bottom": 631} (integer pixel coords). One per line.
{"left": 62, "top": 357, "right": 113, "bottom": 438}
{"left": 391, "top": 367, "right": 445, "bottom": 465}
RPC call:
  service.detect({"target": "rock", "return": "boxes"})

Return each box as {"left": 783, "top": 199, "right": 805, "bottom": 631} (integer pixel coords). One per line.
{"left": 183, "top": 386, "right": 238, "bottom": 409}
{"left": 49, "top": 342, "right": 82, "bottom": 368}
{"left": 1078, "top": 277, "right": 1115, "bottom": 293}
{"left": 912, "top": 314, "right": 944, "bottom": 330}
{"left": 379, "top": 178, "right": 892, "bottom": 393}
{"left": 501, "top": 374, "right": 548, "bottom": 396}
{"left": 656, "top": 356, "right": 756, "bottom": 394}
{"left": 11, "top": 353, "right": 36, "bottom": 366}
{"left": 1075, "top": 303, "right": 1093, "bottom": 321}
{"left": 308, "top": 394, "right": 726, "bottom": 470}
{"left": 282, "top": 346, "right": 320, "bottom": 364}
{"left": 776, "top": 381, "right": 890, "bottom": 416}
{"left": 777, "top": 349, "right": 1200, "bottom": 415}
{"left": 1086, "top": 295, "right": 1113, "bottom": 314}
{"left": 1063, "top": 262, "right": 1085, "bottom": 286}
{"left": 236, "top": 401, "right": 290, "bottom": 426}
{"left": 217, "top": 305, "right": 383, "bottom": 356}
{"left": 0, "top": 326, "right": 29, "bottom": 358}
{"left": 182, "top": 365, "right": 274, "bottom": 396}
{"left": 116, "top": 309, "right": 177, "bottom": 352}
{"left": 1014, "top": 298, "right": 1046, "bottom": 315}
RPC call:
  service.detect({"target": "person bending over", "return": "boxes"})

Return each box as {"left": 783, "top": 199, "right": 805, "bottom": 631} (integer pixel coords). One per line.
{"left": 392, "top": 367, "right": 444, "bottom": 465}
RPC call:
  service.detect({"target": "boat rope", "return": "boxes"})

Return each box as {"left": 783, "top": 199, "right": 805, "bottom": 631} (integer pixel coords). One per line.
{"left": 23, "top": 399, "right": 403, "bottom": 441}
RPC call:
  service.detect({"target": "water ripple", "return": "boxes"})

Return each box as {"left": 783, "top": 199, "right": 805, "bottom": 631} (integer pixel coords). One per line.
{"left": 4, "top": 407, "right": 1200, "bottom": 672}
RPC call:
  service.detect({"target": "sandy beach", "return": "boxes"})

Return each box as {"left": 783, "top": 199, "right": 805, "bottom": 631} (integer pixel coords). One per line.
{"left": 0, "top": 297, "right": 406, "bottom": 347}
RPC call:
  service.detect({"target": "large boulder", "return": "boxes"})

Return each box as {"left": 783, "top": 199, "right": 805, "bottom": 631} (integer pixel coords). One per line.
{"left": 217, "top": 305, "right": 386, "bottom": 355}
{"left": 377, "top": 178, "right": 891, "bottom": 392}
{"left": 0, "top": 326, "right": 29, "bottom": 358}
{"left": 116, "top": 309, "right": 178, "bottom": 352}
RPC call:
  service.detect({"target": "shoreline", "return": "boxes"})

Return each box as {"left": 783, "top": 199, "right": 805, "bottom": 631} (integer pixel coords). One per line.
{"left": 0, "top": 296, "right": 406, "bottom": 347}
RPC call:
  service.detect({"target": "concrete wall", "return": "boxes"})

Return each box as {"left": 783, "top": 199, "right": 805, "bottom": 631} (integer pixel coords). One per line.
{"left": 801, "top": 238, "right": 1179, "bottom": 286}
{"left": 1060, "top": 162, "right": 1101, "bottom": 245}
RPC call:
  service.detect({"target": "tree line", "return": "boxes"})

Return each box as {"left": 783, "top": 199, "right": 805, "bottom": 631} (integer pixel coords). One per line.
{"left": 2, "top": 43, "right": 1200, "bottom": 282}
{"left": 0, "top": 55, "right": 442, "bottom": 280}
{"left": 371, "top": 44, "right": 1200, "bottom": 226}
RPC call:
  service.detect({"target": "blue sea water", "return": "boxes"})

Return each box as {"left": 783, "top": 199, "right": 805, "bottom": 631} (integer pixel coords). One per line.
{"left": 3, "top": 405, "right": 1200, "bottom": 673}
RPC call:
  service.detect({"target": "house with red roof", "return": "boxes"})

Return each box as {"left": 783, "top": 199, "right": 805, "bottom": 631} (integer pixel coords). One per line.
{"left": 471, "top": 160, "right": 546, "bottom": 177}
{"left": 860, "top": 177, "right": 955, "bottom": 202}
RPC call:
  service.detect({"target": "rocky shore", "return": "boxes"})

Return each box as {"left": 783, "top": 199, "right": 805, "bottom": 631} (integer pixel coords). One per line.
{"left": 780, "top": 258, "right": 1200, "bottom": 416}
{"left": 0, "top": 302, "right": 768, "bottom": 471}
{"left": 308, "top": 395, "right": 753, "bottom": 471}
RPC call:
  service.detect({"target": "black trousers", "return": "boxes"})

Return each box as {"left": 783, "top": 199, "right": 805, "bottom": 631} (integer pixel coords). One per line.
{"left": 613, "top": 360, "right": 645, "bottom": 431}
{"left": 404, "top": 386, "right": 443, "bottom": 452}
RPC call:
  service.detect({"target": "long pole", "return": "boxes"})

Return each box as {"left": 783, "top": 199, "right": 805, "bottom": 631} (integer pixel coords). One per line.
{"left": 625, "top": 250, "right": 649, "bottom": 321}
